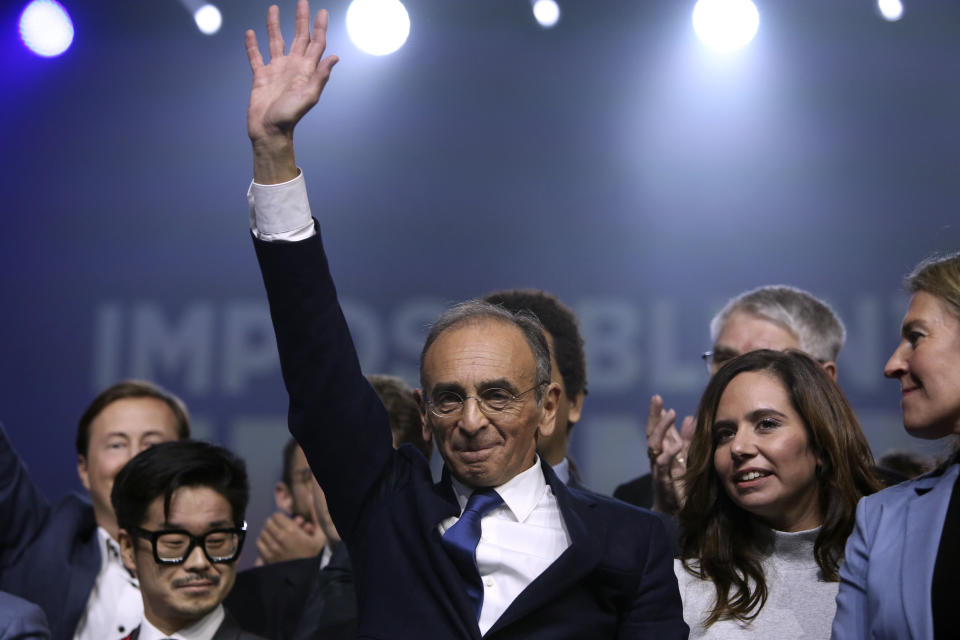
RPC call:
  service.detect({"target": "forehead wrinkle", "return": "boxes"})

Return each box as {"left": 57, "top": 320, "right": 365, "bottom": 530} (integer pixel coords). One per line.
{"left": 424, "top": 325, "right": 535, "bottom": 391}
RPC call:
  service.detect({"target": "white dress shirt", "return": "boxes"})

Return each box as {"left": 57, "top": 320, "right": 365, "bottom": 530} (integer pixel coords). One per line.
{"left": 248, "top": 176, "right": 572, "bottom": 635}
{"left": 137, "top": 604, "right": 225, "bottom": 640}
{"left": 442, "top": 457, "right": 571, "bottom": 635}
{"left": 73, "top": 527, "right": 142, "bottom": 640}
{"left": 247, "top": 173, "right": 313, "bottom": 241}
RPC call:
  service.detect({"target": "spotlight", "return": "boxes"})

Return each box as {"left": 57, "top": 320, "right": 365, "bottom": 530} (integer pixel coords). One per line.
{"left": 692, "top": 0, "right": 759, "bottom": 53}
{"left": 18, "top": 0, "right": 74, "bottom": 58}
{"left": 877, "top": 0, "right": 904, "bottom": 22}
{"left": 532, "top": 0, "right": 560, "bottom": 29}
{"left": 194, "top": 4, "right": 222, "bottom": 35}
{"left": 346, "top": 0, "right": 410, "bottom": 56}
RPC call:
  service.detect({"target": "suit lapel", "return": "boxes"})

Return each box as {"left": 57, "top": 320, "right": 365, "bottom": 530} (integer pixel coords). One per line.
{"left": 485, "top": 461, "right": 604, "bottom": 636}
{"left": 901, "top": 464, "right": 960, "bottom": 640}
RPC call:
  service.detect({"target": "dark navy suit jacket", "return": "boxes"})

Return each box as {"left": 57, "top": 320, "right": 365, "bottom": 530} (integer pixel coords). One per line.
{"left": 254, "top": 227, "right": 687, "bottom": 639}
{"left": 0, "top": 425, "right": 100, "bottom": 640}
{"left": 225, "top": 543, "right": 356, "bottom": 640}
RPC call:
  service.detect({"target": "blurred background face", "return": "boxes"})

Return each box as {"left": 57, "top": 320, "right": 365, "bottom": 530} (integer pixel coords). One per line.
{"left": 122, "top": 486, "right": 238, "bottom": 634}
{"left": 535, "top": 331, "right": 583, "bottom": 467}
{"left": 710, "top": 312, "right": 800, "bottom": 375}
{"left": 77, "top": 397, "right": 181, "bottom": 533}
{"left": 884, "top": 291, "right": 960, "bottom": 439}
{"left": 711, "top": 371, "right": 821, "bottom": 532}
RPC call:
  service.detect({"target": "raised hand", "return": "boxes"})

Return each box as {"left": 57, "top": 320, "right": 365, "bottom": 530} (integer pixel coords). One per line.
{"left": 644, "top": 395, "right": 694, "bottom": 514}
{"left": 245, "top": 0, "right": 339, "bottom": 183}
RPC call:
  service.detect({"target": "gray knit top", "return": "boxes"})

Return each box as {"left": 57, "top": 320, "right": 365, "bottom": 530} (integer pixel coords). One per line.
{"left": 674, "top": 528, "right": 839, "bottom": 639}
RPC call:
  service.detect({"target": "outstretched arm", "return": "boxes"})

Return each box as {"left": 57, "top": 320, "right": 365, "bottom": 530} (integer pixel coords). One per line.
{"left": 246, "top": 0, "right": 338, "bottom": 184}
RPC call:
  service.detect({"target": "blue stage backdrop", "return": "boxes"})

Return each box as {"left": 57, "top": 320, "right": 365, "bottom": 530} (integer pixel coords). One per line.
{"left": 2, "top": 0, "right": 958, "bottom": 566}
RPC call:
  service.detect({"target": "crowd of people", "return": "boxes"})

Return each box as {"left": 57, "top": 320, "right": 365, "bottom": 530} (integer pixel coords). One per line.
{"left": 1, "top": 1, "right": 958, "bottom": 638}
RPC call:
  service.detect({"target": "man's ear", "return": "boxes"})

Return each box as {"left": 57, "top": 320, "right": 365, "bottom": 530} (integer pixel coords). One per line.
{"left": 414, "top": 389, "right": 433, "bottom": 444}
{"left": 77, "top": 455, "right": 91, "bottom": 491}
{"left": 275, "top": 482, "right": 293, "bottom": 513}
{"left": 821, "top": 361, "right": 838, "bottom": 382}
{"left": 118, "top": 529, "right": 138, "bottom": 577}
{"left": 537, "top": 382, "right": 563, "bottom": 439}
{"left": 566, "top": 392, "right": 585, "bottom": 427}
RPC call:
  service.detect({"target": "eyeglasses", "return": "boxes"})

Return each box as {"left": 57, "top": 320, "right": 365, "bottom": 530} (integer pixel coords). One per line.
{"left": 130, "top": 522, "right": 247, "bottom": 565}
{"left": 701, "top": 349, "right": 738, "bottom": 374}
{"left": 427, "top": 384, "right": 544, "bottom": 418}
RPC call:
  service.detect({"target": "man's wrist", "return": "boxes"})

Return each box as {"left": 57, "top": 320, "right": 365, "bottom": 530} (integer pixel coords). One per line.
{"left": 251, "top": 134, "right": 298, "bottom": 184}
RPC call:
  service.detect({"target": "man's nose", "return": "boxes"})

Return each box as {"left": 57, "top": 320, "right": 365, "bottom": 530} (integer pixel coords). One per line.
{"left": 183, "top": 543, "right": 211, "bottom": 570}
{"left": 459, "top": 397, "right": 489, "bottom": 433}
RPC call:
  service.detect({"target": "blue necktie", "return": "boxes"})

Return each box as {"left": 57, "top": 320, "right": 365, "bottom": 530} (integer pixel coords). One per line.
{"left": 441, "top": 488, "right": 504, "bottom": 620}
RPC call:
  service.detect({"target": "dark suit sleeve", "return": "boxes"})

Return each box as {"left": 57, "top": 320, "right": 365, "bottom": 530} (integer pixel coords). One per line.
{"left": 253, "top": 228, "right": 395, "bottom": 541}
{"left": 612, "top": 474, "right": 653, "bottom": 509}
{"left": 617, "top": 514, "right": 688, "bottom": 639}
{"left": 0, "top": 424, "right": 49, "bottom": 569}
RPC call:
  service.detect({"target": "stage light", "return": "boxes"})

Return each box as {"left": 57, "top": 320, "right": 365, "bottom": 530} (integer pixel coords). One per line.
{"left": 346, "top": 0, "right": 410, "bottom": 56}
{"left": 18, "top": 0, "right": 74, "bottom": 58}
{"left": 194, "top": 4, "right": 222, "bottom": 35}
{"left": 532, "top": 0, "right": 560, "bottom": 29}
{"left": 877, "top": 0, "right": 903, "bottom": 22}
{"left": 692, "top": 0, "right": 759, "bottom": 53}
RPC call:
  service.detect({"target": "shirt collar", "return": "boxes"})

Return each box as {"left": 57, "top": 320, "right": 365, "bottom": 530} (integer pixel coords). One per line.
{"left": 449, "top": 455, "right": 548, "bottom": 523}
{"left": 550, "top": 457, "right": 570, "bottom": 485}
{"left": 138, "top": 604, "right": 225, "bottom": 640}
{"left": 98, "top": 527, "right": 136, "bottom": 581}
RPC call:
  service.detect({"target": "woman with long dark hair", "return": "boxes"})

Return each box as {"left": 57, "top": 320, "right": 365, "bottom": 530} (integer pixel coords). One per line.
{"left": 676, "top": 349, "right": 880, "bottom": 638}
{"left": 832, "top": 252, "right": 960, "bottom": 639}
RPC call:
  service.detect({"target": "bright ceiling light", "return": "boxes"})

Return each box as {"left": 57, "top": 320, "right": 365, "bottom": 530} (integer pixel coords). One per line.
{"left": 194, "top": 4, "right": 222, "bottom": 35}
{"left": 346, "top": 0, "right": 411, "bottom": 56}
{"left": 692, "top": 0, "right": 759, "bottom": 53}
{"left": 533, "top": 0, "right": 560, "bottom": 29}
{"left": 19, "top": 0, "right": 74, "bottom": 57}
{"left": 877, "top": 0, "right": 904, "bottom": 22}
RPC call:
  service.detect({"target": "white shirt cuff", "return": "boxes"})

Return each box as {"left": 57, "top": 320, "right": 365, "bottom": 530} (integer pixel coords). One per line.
{"left": 247, "top": 170, "right": 316, "bottom": 241}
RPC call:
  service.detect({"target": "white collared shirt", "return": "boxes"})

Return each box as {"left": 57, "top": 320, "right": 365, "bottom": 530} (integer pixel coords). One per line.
{"left": 137, "top": 604, "right": 225, "bottom": 640}
{"left": 319, "top": 542, "right": 334, "bottom": 570}
{"left": 248, "top": 173, "right": 314, "bottom": 241}
{"left": 441, "top": 457, "right": 571, "bottom": 636}
{"left": 73, "top": 527, "right": 142, "bottom": 640}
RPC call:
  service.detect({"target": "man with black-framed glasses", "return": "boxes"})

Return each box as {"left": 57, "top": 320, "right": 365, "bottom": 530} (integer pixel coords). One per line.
{"left": 111, "top": 440, "right": 265, "bottom": 640}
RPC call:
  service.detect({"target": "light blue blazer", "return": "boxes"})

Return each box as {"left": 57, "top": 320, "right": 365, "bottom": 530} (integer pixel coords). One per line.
{"left": 832, "top": 462, "right": 960, "bottom": 640}
{"left": 0, "top": 591, "right": 50, "bottom": 639}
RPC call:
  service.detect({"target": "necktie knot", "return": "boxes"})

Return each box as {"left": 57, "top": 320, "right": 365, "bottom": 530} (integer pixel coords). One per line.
{"left": 463, "top": 488, "right": 503, "bottom": 518}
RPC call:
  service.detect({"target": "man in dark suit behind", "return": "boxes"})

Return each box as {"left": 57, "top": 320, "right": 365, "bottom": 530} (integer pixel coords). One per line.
{"left": 112, "top": 441, "right": 265, "bottom": 640}
{"left": 242, "top": 2, "right": 686, "bottom": 638}
{"left": 483, "top": 290, "right": 589, "bottom": 489}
